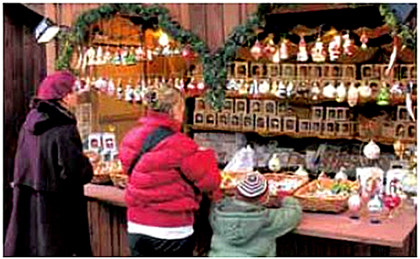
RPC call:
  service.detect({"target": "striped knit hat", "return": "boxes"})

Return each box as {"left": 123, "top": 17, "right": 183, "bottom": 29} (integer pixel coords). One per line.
{"left": 237, "top": 172, "right": 268, "bottom": 198}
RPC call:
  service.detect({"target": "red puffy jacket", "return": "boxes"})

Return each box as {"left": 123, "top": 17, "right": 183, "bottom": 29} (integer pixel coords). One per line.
{"left": 119, "top": 111, "right": 221, "bottom": 227}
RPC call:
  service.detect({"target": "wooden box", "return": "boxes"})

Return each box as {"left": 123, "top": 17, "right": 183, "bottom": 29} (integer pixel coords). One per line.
{"left": 267, "top": 64, "right": 281, "bottom": 78}
{"left": 397, "top": 106, "right": 409, "bottom": 121}
{"left": 217, "top": 113, "right": 230, "bottom": 129}
{"left": 222, "top": 98, "right": 234, "bottom": 113}
{"left": 336, "top": 121, "right": 351, "bottom": 137}
{"left": 297, "top": 64, "right": 309, "bottom": 79}
{"left": 230, "top": 113, "right": 242, "bottom": 130}
{"left": 326, "top": 107, "right": 337, "bottom": 120}
{"left": 361, "top": 64, "right": 374, "bottom": 79}
{"left": 250, "top": 63, "right": 264, "bottom": 78}
{"left": 331, "top": 64, "right": 343, "bottom": 79}
{"left": 264, "top": 100, "right": 277, "bottom": 115}
{"left": 283, "top": 116, "right": 297, "bottom": 133}
{"left": 299, "top": 119, "right": 311, "bottom": 135}
{"left": 193, "top": 112, "right": 205, "bottom": 126}
{"left": 407, "top": 123, "right": 416, "bottom": 140}
{"left": 235, "top": 99, "right": 247, "bottom": 114}
{"left": 204, "top": 112, "right": 217, "bottom": 127}
{"left": 336, "top": 107, "right": 349, "bottom": 121}
{"left": 243, "top": 114, "right": 254, "bottom": 131}
{"left": 195, "top": 97, "right": 207, "bottom": 111}
{"left": 250, "top": 100, "right": 263, "bottom": 115}
{"left": 255, "top": 115, "right": 267, "bottom": 131}
{"left": 268, "top": 116, "right": 282, "bottom": 132}
{"left": 311, "top": 120, "right": 323, "bottom": 135}
{"left": 343, "top": 64, "right": 356, "bottom": 79}
{"left": 312, "top": 106, "right": 324, "bottom": 120}
{"left": 234, "top": 61, "right": 248, "bottom": 78}
{"left": 394, "top": 123, "right": 406, "bottom": 138}
{"left": 323, "top": 120, "right": 336, "bottom": 136}
{"left": 282, "top": 64, "right": 295, "bottom": 78}
{"left": 400, "top": 65, "right": 410, "bottom": 80}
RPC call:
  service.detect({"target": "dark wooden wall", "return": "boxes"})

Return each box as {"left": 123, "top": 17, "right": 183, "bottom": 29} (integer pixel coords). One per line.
{"left": 3, "top": 4, "right": 47, "bottom": 236}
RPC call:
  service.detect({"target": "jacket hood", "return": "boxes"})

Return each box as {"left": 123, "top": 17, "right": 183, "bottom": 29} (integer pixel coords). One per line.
{"left": 23, "top": 100, "right": 76, "bottom": 135}
{"left": 211, "top": 198, "right": 268, "bottom": 245}
{"left": 139, "top": 110, "right": 182, "bottom": 132}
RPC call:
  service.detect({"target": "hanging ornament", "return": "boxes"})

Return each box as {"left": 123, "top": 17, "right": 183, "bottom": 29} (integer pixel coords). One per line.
{"left": 390, "top": 81, "right": 403, "bottom": 95}
{"left": 376, "top": 86, "right": 390, "bottom": 106}
{"left": 182, "top": 45, "right": 195, "bottom": 60}
{"left": 360, "top": 31, "right": 369, "bottom": 50}
{"left": 140, "top": 79, "right": 147, "bottom": 99}
{"left": 342, "top": 31, "right": 355, "bottom": 56}
{"left": 107, "top": 78, "right": 115, "bottom": 96}
{"left": 297, "top": 34, "right": 308, "bottom": 62}
{"left": 95, "top": 46, "right": 104, "bottom": 65}
{"left": 238, "top": 80, "right": 248, "bottom": 95}
{"left": 286, "top": 81, "right": 294, "bottom": 98}
{"left": 334, "top": 167, "right": 348, "bottom": 181}
{"left": 112, "top": 47, "right": 122, "bottom": 65}
{"left": 310, "top": 81, "right": 321, "bottom": 100}
{"left": 363, "top": 140, "right": 381, "bottom": 160}
{"left": 268, "top": 154, "right": 281, "bottom": 172}
{"left": 125, "top": 47, "right": 137, "bottom": 65}
{"left": 258, "top": 79, "right": 270, "bottom": 94}
{"left": 135, "top": 45, "right": 145, "bottom": 61}
{"left": 121, "top": 46, "right": 129, "bottom": 65}
{"left": 406, "top": 81, "right": 416, "bottom": 121}
{"left": 94, "top": 77, "right": 107, "bottom": 91}
{"left": 250, "top": 40, "right": 263, "bottom": 60}
{"left": 276, "top": 80, "right": 287, "bottom": 98}
{"left": 336, "top": 81, "right": 347, "bottom": 102}
{"left": 270, "top": 80, "right": 278, "bottom": 96}
{"left": 103, "top": 46, "right": 113, "bottom": 64}
{"left": 323, "top": 81, "right": 336, "bottom": 99}
{"left": 249, "top": 79, "right": 259, "bottom": 95}
{"left": 226, "top": 79, "right": 237, "bottom": 91}
{"left": 263, "top": 34, "right": 277, "bottom": 58}
{"left": 187, "top": 77, "right": 196, "bottom": 90}
{"left": 86, "top": 46, "right": 96, "bottom": 66}
{"left": 358, "top": 81, "right": 372, "bottom": 98}
{"left": 124, "top": 81, "right": 134, "bottom": 102}
{"left": 280, "top": 38, "right": 289, "bottom": 60}
{"left": 75, "top": 47, "right": 84, "bottom": 70}
{"left": 347, "top": 82, "right": 359, "bottom": 107}
{"left": 134, "top": 80, "right": 142, "bottom": 103}
{"left": 197, "top": 80, "right": 205, "bottom": 90}
{"left": 295, "top": 165, "right": 309, "bottom": 178}
{"left": 328, "top": 34, "right": 341, "bottom": 62}
{"left": 272, "top": 48, "right": 280, "bottom": 63}
{"left": 116, "top": 78, "right": 123, "bottom": 100}
{"left": 311, "top": 37, "right": 326, "bottom": 62}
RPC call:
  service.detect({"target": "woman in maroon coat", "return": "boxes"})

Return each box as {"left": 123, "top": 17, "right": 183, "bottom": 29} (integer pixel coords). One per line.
{"left": 4, "top": 71, "right": 93, "bottom": 256}
{"left": 119, "top": 87, "right": 221, "bottom": 256}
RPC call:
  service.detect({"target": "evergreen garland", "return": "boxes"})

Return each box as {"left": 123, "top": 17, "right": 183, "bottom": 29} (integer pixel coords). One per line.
{"left": 56, "top": 3, "right": 416, "bottom": 110}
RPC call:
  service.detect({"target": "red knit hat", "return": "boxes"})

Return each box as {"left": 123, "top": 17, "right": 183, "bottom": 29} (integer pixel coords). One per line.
{"left": 36, "top": 71, "right": 76, "bottom": 100}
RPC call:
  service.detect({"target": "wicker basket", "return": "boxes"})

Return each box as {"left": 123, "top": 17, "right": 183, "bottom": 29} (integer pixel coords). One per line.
{"left": 110, "top": 173, "right": 128, "bottom": 189}
{"left": 293, "top": 179, "right": 359, "bottom": 213}
{"left": 91, "top": 174, "right": 111, "bottom": 184}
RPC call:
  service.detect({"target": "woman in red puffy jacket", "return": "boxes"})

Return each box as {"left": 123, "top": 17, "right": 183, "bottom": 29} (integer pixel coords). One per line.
{"left": 119, "top": 86, "right": 221, "bottom": 256}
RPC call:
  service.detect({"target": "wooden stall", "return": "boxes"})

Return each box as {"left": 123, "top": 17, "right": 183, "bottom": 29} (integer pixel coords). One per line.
{"left": 84, "top": 184, "right": 417, "bottom": 256}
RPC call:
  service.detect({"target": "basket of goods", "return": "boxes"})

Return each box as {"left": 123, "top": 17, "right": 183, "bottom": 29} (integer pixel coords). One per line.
{"left": 293, "top": 178, "right": 359, "bottom": 213}
{"left": 220, "top": 171, "right": 248, "bottom": 195}
{"left": 108, "top": 159, "right": 128, "bottom": 189}
{"left": 264, "top": 169, "right": 310, "bottom": 207}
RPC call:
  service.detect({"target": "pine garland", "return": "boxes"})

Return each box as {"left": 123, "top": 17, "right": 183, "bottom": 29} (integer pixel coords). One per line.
{"left": 56, "top": 3, "right": 416, "bottom": 110}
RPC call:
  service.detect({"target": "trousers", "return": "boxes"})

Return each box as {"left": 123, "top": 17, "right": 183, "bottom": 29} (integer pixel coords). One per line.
{"left": 128, "top": 233, "right": 194, "bottom": 257}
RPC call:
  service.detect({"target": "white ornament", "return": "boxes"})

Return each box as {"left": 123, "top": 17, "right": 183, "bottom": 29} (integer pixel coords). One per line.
{"left": 297, "top": 36, "right": 308, "bottom": 62}
{"left": 268, "top": 154, "right": 281, "bottom": 172}
{"left": 258, "top": 80, "right": 270, "bottom": 94}
{"left": 336, "top": 81, "right": 347, "bottom": 102}
{"left": 335, "top": 167, "right": 348, "bottom": 181}
{"left": 358, "top": 81, "right": 372, "bottom": 98}
{"left": 323, "top": 81, "right": 336, "bottom": 99}
{"left": 347, "top": 82, "right": 358, "bottom": 107}
{"left": 363, "top": 140, "right": 381, "bottom": 160}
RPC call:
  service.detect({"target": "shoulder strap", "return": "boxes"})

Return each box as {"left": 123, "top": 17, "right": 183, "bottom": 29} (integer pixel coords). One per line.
{"left": 127, "top": 126, "right": 174, "bottom": 176}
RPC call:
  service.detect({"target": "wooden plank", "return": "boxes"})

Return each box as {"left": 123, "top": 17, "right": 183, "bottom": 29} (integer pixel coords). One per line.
{"left": 245, "top": 3, "right": 258, "bottom": 16}
{"left": 189, "top": 4, "right": 207, "bottom": 46}
{"left": 111, "top": 207, "right": 121, "bottom": 256}
{"left": 99, "top": 202, "right": 113, "bottom": 256}
{"left": 205, "top": 3, "right": 224, "bottom": 52}
{"left": 223, "top": 4, "right": 241, "bottom": 41}
{"left": 164, "top": 3, "right": 181, "bottom": 23}
{"left": 179, "top": 4, "right": 191, "bottom": 30}
{"left": 239, "top": 4, "right": 248, "bottom": 24}
{"left": 119, "top": 210, "right": 131, "bottom": 256}
{"left": 88, "top": 200, "right": 101, "bottom": 256}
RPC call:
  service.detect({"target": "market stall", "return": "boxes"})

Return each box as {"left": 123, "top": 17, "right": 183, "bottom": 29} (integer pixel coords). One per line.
{"left": 54, "top": 3, "right": 417, "bottom": 257}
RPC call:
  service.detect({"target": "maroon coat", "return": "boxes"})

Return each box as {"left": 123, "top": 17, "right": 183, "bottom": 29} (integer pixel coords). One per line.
{"left": 4, "top": 100, "right": 93, "bottom": 256}
{"left": 119, "top": 111, "right": 221, "bottom": 227}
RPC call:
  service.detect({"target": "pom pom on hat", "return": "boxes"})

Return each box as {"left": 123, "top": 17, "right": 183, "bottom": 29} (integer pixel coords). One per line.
{"left": 237, "top": 172, "right": 268, "bottom": 198}
{"left": 37, "top": 71, "right": 76, "bottom": 100}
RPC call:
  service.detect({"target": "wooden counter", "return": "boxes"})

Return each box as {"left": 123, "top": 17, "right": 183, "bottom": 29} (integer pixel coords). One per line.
{"left": 84, "top": 184, "right": 417, "bottom": 256}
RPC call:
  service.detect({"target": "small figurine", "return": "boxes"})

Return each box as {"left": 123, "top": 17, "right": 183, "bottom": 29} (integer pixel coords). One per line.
{"left": 112, "top": 47, "right": 122, "bottom": 65}
{"left": 268, "top": 154, "right": 281, "bottom": 172}
{"left": 347, "top": 82, "right": 358, "bottom": 107}
{"left": 125, "top": 47, "right": 137, "bottom": 65}
{"left": 270, "top": 80, "right": 278, "bottom": 96}
{"left": 226, "top": 79, "right": 237, "bottom": 91}
{"left": 286, "top": 81, "right": 294, "bottom": 98}
{"left": 311, "top": 37, "right": 326, "bottom": 62}
{"left": 249, "top": 79, "right": 259, "bottom": 95}
{"left": 310, "top": 81, "right": 321, "bottom": 100}
{"left": 238, "top": 80, "right": 248, "bottom": 95}
{"left": 258, "top": 79, "right": 270, "bottom": 94}
{"left": 348, "top": 191, "right": 362, "bottom": 219}
{"left": 336, "top": 81, "right": 347, "bottom": 103}
{"left": 360, "top": 31, "right": 369, "bottom": 50}
{"left": 376, "top": 86, "right": 390, "bottom": 106}
{"left": 368, "top": 193, "right": 383, "bottom": 224}
{"left": 124, "top": 81, "right": 133, "bottom": 102}
{"left": 95, "top": 46, "right": 104, "bottom": 65}
{"left": 135, "top": 45, "right": 145, "bottom": 61}
{"left": 358, "top": 81, "right": 372, "bottom": 98}
{"left": 116, "top": 78, "right": 123, "bottom": 100}
{"left": 133, "top": 80, "right": 142, "bottom": 103}
{"left": 280, "top": 38, "right": 289, "bottom": 60}
{"left": 276, "top": 80, "right": 287, "bottom": 98}
{"left": 107, "top": 78, "right": 115, "bottom": 96}
{"left": 363, "top": 140, "right": 380, "bottom": 160}
{"left": 121, "top": 46, "right": 129, "bottom": 65}
{"left": 272, "top": 48, "right": 280, "bottom": 63}
{"left": 342, "top": 31, "right": 355, "bottom": 56}
{"left": 328, "top": 35, "right": 341, "bottom": 62}
{"left": 323, "top": 81, "right": 336, "bottom": 99}
{"left": 295, "top": 165, "right": 309, "bottom": 178}
{"left": 335, "top": 167, "right": 348, "bottom": 181}
{"left": 86, "top": 46, "right": 96, "bottom": 66}
{"left": 250, "top": 40, "right": 263, "bottom": 60}
{"left": 103, "top": 46, "right": 113, "bottom": 64}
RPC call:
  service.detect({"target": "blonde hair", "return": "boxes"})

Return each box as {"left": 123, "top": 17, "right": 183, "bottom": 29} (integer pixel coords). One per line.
{"left": 144, "top": 86, "right": 184, "bottom": 115}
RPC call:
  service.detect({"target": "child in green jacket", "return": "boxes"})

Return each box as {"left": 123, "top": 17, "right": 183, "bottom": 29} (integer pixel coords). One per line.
{"left": 209, "top": 172, "right": 302, "bottom": 257}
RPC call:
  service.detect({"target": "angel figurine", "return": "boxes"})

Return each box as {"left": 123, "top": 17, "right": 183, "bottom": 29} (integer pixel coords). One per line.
{"left": 311, "top": 37, "right": 326, "bottom": 62}
{"left": 296, "top": 35, "right": 308, "bottom": 62}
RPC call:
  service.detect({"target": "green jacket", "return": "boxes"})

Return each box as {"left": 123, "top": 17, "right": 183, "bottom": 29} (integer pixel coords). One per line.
{"left": 208, "top": 197, "right": 302, "bottom": 257}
